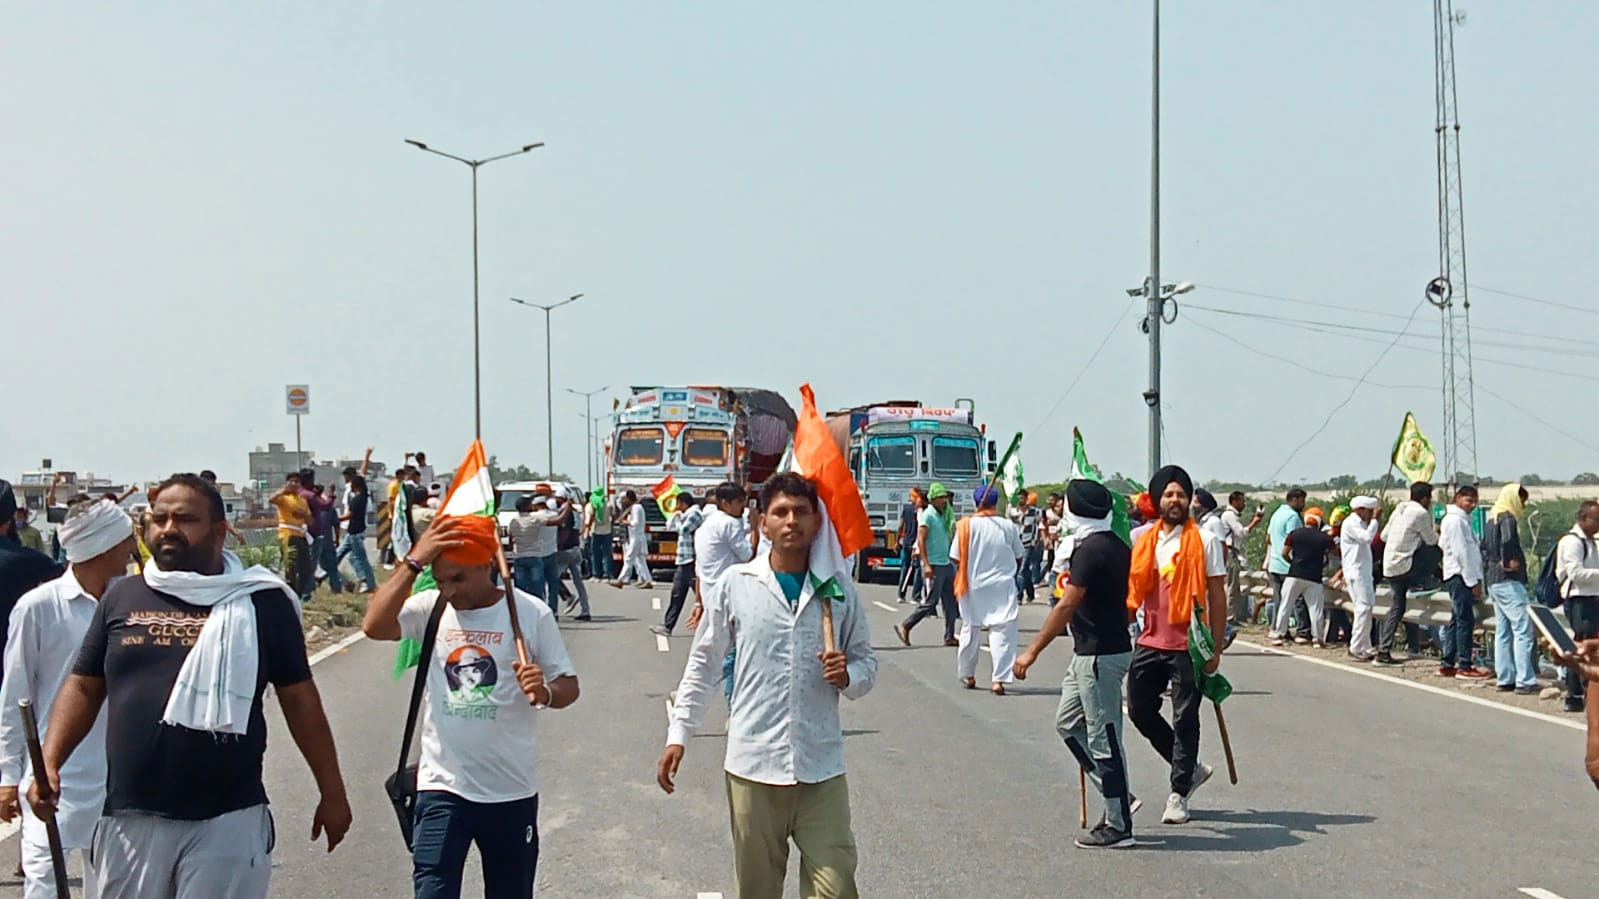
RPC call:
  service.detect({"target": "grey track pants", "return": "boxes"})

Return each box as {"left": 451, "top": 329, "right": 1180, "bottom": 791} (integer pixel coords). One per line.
{"left": 93, "top": 804, "right": 273, "bottom": 899}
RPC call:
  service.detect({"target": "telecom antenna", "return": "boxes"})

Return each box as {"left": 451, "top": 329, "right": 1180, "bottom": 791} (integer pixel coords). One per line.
{"left": 1427, "top": 0, "right": 1476, "bottom": 485}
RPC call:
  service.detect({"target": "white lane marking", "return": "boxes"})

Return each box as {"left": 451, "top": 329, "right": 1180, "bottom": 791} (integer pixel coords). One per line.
{"left": 696, "top": 893, "right": 724, "bottom": 899}
{"left": 871, "top": 601, "right": 898, "bottom": 613}
{"left": 656, "top": 633, "right": 671, "bottom": 653}
{"left": 979, "top": 645, "right": 990, "bottom": 654}
{"left": 1520, "top": 888, "right": 1568, "bottom": 899}
{"left": 1235, "top": 640, "right": 1584, "bottom": 733}
{"left": 652, "top": 596, "right": 662, "bottom": 611}
{"left": 307, "top": 630, "right": 367, "bottom": 666}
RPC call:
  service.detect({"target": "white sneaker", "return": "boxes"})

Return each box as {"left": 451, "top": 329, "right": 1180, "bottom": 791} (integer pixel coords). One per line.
{"left": 1188, "top": 763, "right": 1214, "bottom": 799}
{"left": 1161, "top": 792, "right": 1190, "bottom": 825}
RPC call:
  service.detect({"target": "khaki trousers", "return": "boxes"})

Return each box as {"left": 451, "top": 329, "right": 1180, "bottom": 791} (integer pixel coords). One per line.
{"left": 725, "top": 772, "right": 858, "bottom": 899}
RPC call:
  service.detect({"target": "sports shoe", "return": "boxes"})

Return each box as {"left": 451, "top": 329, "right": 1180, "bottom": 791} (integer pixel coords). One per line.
{"left": 1436, "top": 666, "right": 1457, "bottom": 678}
{"left": 650, "top": 625, "right": 671, "bottom": 637}
{"left": 1161, "top": 793, "right": 1190, "bottom": 825}
{"left": 1373, "top": 652, "right": 1403, "bottom": 668}
{"left": 1075, "top": 823, "right": 1135, "bottom": 849}
{"left": 1095, "top": 795, "right": 1143, "bottom": 829}
{"left": 1454, "top": 667, "right": 1492, "bottom": 680}
{"left": 1188, "top": 763, "right": 1214, "bottom": 799}
{"left": 1565, "top": 697, "right": 1586, "bottom": 713}
{"left": 1496, "top": 683, "right": 1515, "bottom": 693}
{"left": 1514, "top": 685, "right": 1537, "bottom": 696}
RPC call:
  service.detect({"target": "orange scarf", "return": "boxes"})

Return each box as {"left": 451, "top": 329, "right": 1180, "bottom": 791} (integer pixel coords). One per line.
{"left": 952, "top": 509, "right": 999, "bottom": 597}
{"left": 1127, "top": 519, "right": 1207, "bottom": 626}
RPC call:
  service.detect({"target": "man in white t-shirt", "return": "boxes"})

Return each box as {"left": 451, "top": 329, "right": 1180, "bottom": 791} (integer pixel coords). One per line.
{"left": 363, "top": 515, "right": 579, "bottom": 898}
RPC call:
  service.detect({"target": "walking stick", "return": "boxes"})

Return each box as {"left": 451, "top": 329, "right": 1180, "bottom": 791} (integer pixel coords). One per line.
{"left": 1212, "top": 701, "right": 1238, "bottom": 785}
{"left": 1078, "top": 767, "right": 1088, "bottom": 828}
{"left": 19, "top": 700, "right": 69, "bottom": 899}
{"left": 820, "top": 597, "right": 837, "bottom": 655}
{"left": 495, "top": 546, "right": 532, "bottom": 667}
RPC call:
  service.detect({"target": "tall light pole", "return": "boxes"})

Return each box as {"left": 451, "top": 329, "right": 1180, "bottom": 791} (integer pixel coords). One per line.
{"left": 1130, "top": 276, "right": 1194, "bottom": 473}
{"left": 405, "top": 137, "right": 545, "bottom": 438}
{"left": 510, "top": 293, "right": 584, "bottom": 476}
{"left": 567, "top": 386, "right": 608, "bottom": 487}
{"left": 1144, "top": 0, "right": 1163, "bottom": 478}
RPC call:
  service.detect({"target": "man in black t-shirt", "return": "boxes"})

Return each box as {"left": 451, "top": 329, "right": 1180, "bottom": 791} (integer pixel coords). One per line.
{"left": 338, "top": 472, "right": 377, "bottom": 592}
{"left": 1012, "top": 480, "right": 1137, "bottom": 849}
{"left": 0, "top": 480, "right": 65, "bottom": 671}
{"left": 1272, "top": 508, "right": 1335, "bottom": 647}
{"left": 29, "top": 474, "right": 350, "bottom": 898}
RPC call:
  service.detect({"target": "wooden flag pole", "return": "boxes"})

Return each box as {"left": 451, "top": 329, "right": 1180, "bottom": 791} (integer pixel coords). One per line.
{"left": 1212, "top": 700, "right": 1238, "bottom": 785}
{"left": 1078, "top": 767, "right": 1088, "bottom": 828}
{"left": 820, "top": 597, "right": 836, "bottom": 655}
{"left": 495, "top": 546, "right": 532, "bottom": 667}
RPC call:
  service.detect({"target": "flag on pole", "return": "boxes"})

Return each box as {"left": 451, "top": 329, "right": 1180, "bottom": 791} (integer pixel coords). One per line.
{"left": 790, "top": 384, "right": 872, "bottom": 596}
{"left": 652, "top": 475, "right": 686, "bottom": 518}
{"left": 1390, "top": 412, "right": 1437, "bottom": 484}
{"left": 393, "top": 439, "right": 497, "bottom": 678}
{"left": 998, "top": 441, "right": 1025, "bottom": 505}
{"left": 1070, "top": 428, "right": 1132, "bottom": 546}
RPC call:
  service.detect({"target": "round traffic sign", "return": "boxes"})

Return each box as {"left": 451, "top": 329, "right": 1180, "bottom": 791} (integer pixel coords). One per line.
{"left": 288, "top": 387, "right": 309, "bottom": 408}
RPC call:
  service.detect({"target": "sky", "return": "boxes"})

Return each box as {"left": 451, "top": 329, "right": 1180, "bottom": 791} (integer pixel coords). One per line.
{"left": 4, "top": 1, "right": 1597, "bottom": 489}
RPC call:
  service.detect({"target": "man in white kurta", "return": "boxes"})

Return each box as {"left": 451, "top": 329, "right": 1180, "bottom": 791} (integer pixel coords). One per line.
{"left": 0, "top": 499, "right": 135, "bottom": 899}
{"left": 951, "top": 486, "right": 1025, "bottom": 694}
{"left": 1339, "top": 496, "right": 1382, "bottom": 660}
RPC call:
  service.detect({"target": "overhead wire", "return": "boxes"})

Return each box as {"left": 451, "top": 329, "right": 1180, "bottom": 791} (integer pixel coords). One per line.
{"left": 1029, "top": 305, "right": 1135, "bottom": 435}
{"left": 1475, "top": 383, "right": 1599, "bottom": 457}
{"left": 1182, "top": 317, "right": 1432, "bottom": 390}
{"left": 1470, "top": 284, "right": 1599, "bottom": 318}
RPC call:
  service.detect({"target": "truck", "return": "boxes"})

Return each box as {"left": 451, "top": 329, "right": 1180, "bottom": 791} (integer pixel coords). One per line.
{"left": 826, "top": 401, "right": 997, "bottom": 583}
{"left": 604, "top": 386, "right": 797, "bottom": 567}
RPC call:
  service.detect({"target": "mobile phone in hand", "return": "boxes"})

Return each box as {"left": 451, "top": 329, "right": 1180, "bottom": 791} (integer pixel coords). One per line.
{"left": 1530, "top": 604, "right": 1579, "bottom": 657}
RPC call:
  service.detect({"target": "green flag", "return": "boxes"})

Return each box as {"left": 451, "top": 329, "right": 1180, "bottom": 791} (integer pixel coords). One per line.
{"left": 1189, "top": 595, "right": 1233, "bottom": 704}
{"left": 1070, "top": 428, "right": 1132, "bottom": 546}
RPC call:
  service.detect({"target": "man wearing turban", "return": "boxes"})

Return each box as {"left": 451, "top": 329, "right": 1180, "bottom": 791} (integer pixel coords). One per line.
{"left": 0, "top": 498, "right": 136, "bottom": 897}
{"left": 951, "top": 485, "right": 1025, "bottom": 695}
{"left": 1124, "top": 465, "right": 1228, "bottom": 826}
{"left": 362, "top": 512, "right": 581, "bottom": 896}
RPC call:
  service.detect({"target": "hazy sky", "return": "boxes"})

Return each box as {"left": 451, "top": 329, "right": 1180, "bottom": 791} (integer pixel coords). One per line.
{"left": 5, "top": 2, "right": 1596, "bottom": 489}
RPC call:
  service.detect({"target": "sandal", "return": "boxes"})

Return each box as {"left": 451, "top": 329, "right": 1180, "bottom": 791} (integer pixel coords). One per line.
{"left": 991, "top": 684, "right": 1007, "bottom": 696}
{"left": 961, "top": 677, "right": 977, "bottom": 690}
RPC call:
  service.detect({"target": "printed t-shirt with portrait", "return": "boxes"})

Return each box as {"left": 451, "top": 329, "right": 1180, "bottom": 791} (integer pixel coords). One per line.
{"left": 72, "top": 576, "right": 311, "bottom": 820}
{"left": 1136, "top": 523, "right": 1227, "bottom": 652}
{"left": 399, "top": 587, "right": 576, "bottom": 803}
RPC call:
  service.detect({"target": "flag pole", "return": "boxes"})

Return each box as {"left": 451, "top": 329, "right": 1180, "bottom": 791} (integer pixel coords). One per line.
{"left": 19, "top": 700, "right": 69, "bottom": 899}
{"left": 1078, "top": 767, "right": 1088, "bottom": 828}
{"left": 495, "top": 546, "right": 532, "bottom": 666}
{"left": 1212, "top": 700, "right": 1238, "bottom": 785}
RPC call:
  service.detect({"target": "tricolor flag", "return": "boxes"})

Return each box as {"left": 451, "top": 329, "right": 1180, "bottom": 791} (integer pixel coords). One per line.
{"left": 393, "top": 439, "right": 498, "bottom": 678}
{"left": 791, "top": 384, "right": 872, "bottom": 597}
{"left": 652, "top": 475, "right": 686, "bottom": 518}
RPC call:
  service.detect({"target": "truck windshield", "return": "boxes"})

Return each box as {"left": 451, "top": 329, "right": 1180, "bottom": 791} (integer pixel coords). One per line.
{"left": 683, "top": 428, "right": 729, "bottom": 467}
{"left": 616, "top": 428, "right": 664, "bottom": 465}
{"left": 932, "top": 436, "right": 980, "bottom": 476}
{"left": 866, "top": 436, "right": 916, "bottom": 474}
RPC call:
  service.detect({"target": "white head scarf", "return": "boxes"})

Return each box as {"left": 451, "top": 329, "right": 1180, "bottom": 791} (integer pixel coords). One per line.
{"left": 59, "top": 499, "right": 134, "bottom": 563}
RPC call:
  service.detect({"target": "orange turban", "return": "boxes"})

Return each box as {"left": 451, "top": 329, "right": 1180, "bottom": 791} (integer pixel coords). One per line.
{"left": 1134, "top": 492, "right": 1157, "bottom": 521}
{"left": 441, "top": 515, "right": 500, "bottom": 566}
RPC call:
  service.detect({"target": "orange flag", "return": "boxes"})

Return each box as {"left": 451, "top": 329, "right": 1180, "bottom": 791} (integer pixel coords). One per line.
{"left": 793, "top": 383, "right": 872, "bottom": 559}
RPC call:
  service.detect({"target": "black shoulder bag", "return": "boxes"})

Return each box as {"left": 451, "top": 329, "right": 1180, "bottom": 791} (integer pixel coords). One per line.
{"left": 384, "top": 595, "right": 448, "bottom": 851}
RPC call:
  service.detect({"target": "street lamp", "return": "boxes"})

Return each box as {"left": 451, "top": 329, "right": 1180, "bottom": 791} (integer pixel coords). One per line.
{"left": 567, "top": 385, "right": 609, "bottom": 487}
{"left": 509, "top": 293, "right": 585, "bottom": 476}
{"left": 405, "top": 137, "right": 545, "bottom": 438}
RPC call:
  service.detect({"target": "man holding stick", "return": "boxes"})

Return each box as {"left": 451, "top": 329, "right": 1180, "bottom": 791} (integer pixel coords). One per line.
{"left": 1124, "top": 465, "right": 1229, "bottom": 826}
{"left": 0, "top": 498, "right": 136, "bottom": 897}
{"left": 657, "top": 473, "right": 876, "bottom": 898}
{"left": 1013, "top": 479, "right": 1138, "bottom": 848}
{"left": 363, "top": 510, "right": 579, "bottom": 898}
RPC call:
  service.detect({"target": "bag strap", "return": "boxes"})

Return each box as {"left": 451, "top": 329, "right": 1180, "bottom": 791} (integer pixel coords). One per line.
{"left": 395, "top": 595, "right": 449, "bottom": 779}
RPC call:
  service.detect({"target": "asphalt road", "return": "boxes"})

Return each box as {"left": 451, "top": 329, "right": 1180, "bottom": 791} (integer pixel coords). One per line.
{"left": 0, "top": 580, "right": 1590, "bottom": 898}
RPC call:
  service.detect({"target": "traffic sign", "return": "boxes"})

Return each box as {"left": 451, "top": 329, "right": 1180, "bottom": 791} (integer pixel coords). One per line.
{"left": 286, "top": 384, "right": 310, "bottom": 416}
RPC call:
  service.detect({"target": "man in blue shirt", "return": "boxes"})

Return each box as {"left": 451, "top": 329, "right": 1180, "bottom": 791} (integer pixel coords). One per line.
{"left": 1266, "top": 489, "right": 1310, "bottom": 643}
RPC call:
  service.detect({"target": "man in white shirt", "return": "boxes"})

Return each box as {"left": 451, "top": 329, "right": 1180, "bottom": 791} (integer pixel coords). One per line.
{"left": 1556, "top": 502, "right": 1599, "bottom": 711}
{"left": 1437, "top": 485, "right": 1490, "bottom": 679}
{"left": 0, "top": 499, "right": 135, "bottom": 899}
{"left": 657, "top": 473, "right": 876, "bottom": 899}
{"left": 611, "top": 491, "right": 654, "bottom": 589}
{"left": 1337, "top": 496, "right": 1383, "bottom": 660}
{"left": 953, "top": 486, "right": 1024, "bottom": 694}
{"left": 412, "top": 451, "right": 436, "bottom": 494}
{"left": 506, "top": 494, "right": 566, "bottom": 616}
{"left": 654, "top": 494, "right": 706, "bottom": 636}
{"left": 688, "top": 483, "right": 758, "bottom": 703}
{"left": 363, "top": 514, "right": 579, "bottom": 899}
{"left": 1374, "top": 481, "right": 1440, "bottom": 667}
{"left": 1218, "top": 491, "right": 1264, "bottom": 624}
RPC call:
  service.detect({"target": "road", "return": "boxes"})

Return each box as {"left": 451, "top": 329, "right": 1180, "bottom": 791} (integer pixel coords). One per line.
{"left": 0, "top": 580, "right": 1588, "bottom": 898}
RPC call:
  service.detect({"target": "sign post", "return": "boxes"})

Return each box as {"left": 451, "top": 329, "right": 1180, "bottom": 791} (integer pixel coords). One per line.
{"left": 286, "top": 385, "right": 310, "bottom": 469}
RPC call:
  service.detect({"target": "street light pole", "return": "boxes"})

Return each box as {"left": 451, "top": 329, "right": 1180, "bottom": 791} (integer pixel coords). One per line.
{"left": 566, "top": 386, "right": 609, "bottom": 487}
{"left": 1145, "top": 0, "right": 1162, "bottom": 477}
{"left": 510, "top": 293, "right": 585, "bottom": 476}
{"left": 405, "top": 138, "right": 545, "bottom": 438}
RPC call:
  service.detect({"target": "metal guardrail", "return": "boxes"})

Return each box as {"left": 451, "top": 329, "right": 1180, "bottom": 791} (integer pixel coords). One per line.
{"left": 1238, "top": 571, "right": 1569, "bottom": 633}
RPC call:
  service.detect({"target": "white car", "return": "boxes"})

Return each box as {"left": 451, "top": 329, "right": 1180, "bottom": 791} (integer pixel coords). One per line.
{"left": 494, "top": 480, "right": 584, "bottom": 547}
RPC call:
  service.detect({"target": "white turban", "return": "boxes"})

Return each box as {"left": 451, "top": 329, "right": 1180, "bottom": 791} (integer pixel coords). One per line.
{"left": 59, "top": 498, "right": 135, "bottom": 563}
{"left": 1351, "top": 495, "right": 1382, "bottom": 512}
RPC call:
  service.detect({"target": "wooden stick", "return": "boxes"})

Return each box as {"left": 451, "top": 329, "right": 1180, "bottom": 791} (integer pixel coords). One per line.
{"left": 19, "top": 700, "right": 69, "bottom": 899}
{"left": 495, "top": 546, "right": 531, "bottom": 666}
{"left": 1078, "top": 766, "right": 1088, "bottom": 829}
{"left": 1212, "top": 700, "right": 1238, "bottom": 785}
{"left": 820, "top": 596, "right": 837, "bottom": 655}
